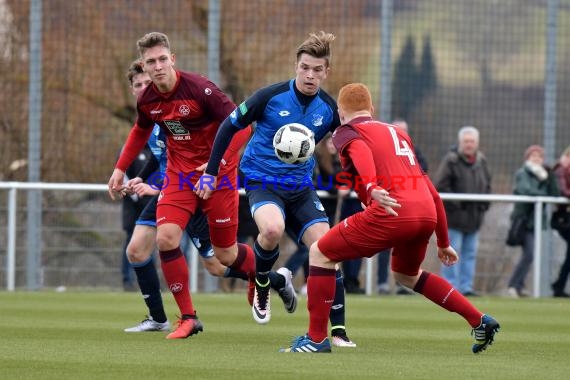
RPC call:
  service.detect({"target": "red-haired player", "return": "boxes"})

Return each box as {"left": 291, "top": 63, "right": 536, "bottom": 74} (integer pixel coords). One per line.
{"left": 281, "top": 82, "right": 500, "bottom": 353}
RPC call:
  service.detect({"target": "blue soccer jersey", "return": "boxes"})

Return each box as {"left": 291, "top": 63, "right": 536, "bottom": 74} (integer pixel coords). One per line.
{"left": 229, "top": 79, "right": 339, "bottom": 183}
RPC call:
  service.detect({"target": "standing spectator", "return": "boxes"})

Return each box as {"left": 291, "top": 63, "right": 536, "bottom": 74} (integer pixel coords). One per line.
{"left": 377, "top": 119, "right": 428, "bottom": 295}
{"left": 552, "top": 146, "right": 570, "bottom": 297}
{"left": 507, "top": 145, "right": 559, "bottom": 298}
{"left": 433, "top": 126, "right": 491, "bottom": 296}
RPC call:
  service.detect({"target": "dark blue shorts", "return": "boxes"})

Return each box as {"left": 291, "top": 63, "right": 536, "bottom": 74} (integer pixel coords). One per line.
{"left": 136, "top": 194, "right": 160, "bottom": 227}
{"left": 135, "top": 194, "right": 212, "bottom": 258}
{"left": 245, "top": 180, "right": 329, "bottom": 243}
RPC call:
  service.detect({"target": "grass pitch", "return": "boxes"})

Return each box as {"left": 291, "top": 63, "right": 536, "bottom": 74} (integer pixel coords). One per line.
{"left": 1, "top": 291, "right": 569, "bottom": 380}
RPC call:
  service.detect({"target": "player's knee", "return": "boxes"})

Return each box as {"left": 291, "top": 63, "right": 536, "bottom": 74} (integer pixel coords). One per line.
{"left": 156, "top": 233, "right": 177, "bottom": 251}
{"left": 126, "top": 241, "right": 151, "bottom": 263}
{"left": 308, "top": 243, "right": 335, "bottom": 269}
{"left": 156, "top": 225, "right": 183, "bottom": 251}
{"left": 259, "top": 224, "right": 284, "bottom": 245}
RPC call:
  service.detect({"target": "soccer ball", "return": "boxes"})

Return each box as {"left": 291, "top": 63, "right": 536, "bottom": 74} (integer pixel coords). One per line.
{"left": 273, "top": 123, "right": 316, "bottom": 164}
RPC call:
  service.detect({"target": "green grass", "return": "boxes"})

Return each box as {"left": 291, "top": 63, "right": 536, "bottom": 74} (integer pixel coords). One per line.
{"left": 1, "top": 291, "right": 569, "bottom": 380}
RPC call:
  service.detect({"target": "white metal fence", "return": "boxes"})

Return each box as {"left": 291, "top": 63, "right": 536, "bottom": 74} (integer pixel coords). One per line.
{"left": 1, "top": 181, "right": 569, "bottom": 297}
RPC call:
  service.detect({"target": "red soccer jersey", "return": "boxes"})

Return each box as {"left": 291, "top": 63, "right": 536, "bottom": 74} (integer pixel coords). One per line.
{"left": 332, "top": 116, "right": 436, "bottom": 222}
{"left": 136, "top": 70, "right": 243, "bottom": 174}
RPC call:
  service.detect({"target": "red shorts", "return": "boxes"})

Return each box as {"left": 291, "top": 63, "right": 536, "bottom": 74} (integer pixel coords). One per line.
{"left": 156, "top": 169, "right": 239, "bottom": 248}
{"left": 317, "top": 207, "right": 436, "bottom": 276}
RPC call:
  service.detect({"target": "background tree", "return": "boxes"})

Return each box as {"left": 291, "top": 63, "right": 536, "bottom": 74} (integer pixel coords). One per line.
{"left": 417, "top": 35, "right": 437, "bottom": 100}
{"left": 391, "top": 35, "right": 417, "bottom": 120}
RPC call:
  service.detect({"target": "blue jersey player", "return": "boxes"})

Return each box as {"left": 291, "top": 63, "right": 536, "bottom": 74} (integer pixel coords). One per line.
{"left": 198, "top": 31, "right": 356, "bottom": 347}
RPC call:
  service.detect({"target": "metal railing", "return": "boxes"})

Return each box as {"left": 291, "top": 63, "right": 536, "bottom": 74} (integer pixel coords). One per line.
{"left": 1, "top": 181, "right": 569, "bottom": 297}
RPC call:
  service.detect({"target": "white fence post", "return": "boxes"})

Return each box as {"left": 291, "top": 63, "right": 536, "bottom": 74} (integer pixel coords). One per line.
{"left": 7, "top": 187, "right": 17, "bottom": 291}
{"left": 533, "top": 200, "right": 544, "bottom": 298}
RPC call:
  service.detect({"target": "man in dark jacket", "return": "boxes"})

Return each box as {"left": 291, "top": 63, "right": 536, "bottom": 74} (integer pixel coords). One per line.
{"left": 433, "top": 126, "right": 491, "bottom": 296}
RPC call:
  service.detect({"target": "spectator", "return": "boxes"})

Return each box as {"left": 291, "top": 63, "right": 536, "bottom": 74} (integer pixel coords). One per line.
{"left": 506, "top": 145, "right": 559, "bottom": 297}
{"left": 551, "top": 146, "right": 570, "bottom": 297}
{"left": 433, "top": 126, "right": 491, "bottom": 296}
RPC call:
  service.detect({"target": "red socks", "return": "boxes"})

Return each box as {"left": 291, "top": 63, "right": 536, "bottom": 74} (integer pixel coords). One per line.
{"left": 159, "top": 247, "right": 194, "bottom": 316}
{"left": 307, "top": 266, "right": 337, "bottom": 342}
{"left": 232, "top": 243, "right": 256, "bottom": 277}
{"left": 413, "top": 271, "right": 483, "bottom": 327}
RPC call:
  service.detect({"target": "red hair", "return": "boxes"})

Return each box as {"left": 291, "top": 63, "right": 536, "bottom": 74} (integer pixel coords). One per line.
{"left": 337, "top": 83, "right": 372, "bottom": 114}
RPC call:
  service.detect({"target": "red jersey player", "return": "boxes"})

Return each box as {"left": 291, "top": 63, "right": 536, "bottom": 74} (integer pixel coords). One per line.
{"left": 108, "top": 32, "right": 256, "bottom": 339}
{"left": 280, "top": 82, "right": 500, "bottom": 353}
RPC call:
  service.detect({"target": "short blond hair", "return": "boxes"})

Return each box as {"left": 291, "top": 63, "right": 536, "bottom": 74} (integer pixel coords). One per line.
{"left": 136, "top": 32, "right": 171, "bottom": 57}
{"left": 337, "top": 83, "right": 373, "bottom": 114}
{"left": 296, "top": 31, "right": 335, "bottom": 66}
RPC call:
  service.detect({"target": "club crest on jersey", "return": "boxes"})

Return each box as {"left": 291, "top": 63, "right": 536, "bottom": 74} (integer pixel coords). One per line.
{"left": 314, "top": 201, "right": 325, "bottom": 212}
{"left": 179, "top": 105, "right": 190, "bottom": 116}
{"left": 204, "top": 88, "right": 212, "bottom": 95}
{"left": 312, "top": 114, "right": 323, "bottom": 127}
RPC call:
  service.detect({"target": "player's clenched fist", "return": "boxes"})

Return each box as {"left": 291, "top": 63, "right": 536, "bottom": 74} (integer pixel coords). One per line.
{"left": 108, "top": 168, "right": 126, "bottom": 200}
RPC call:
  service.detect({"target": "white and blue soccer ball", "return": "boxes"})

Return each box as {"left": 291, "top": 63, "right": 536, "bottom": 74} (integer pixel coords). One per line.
{"left": 273, "top": 123, "right": 315, "bottom": 164}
